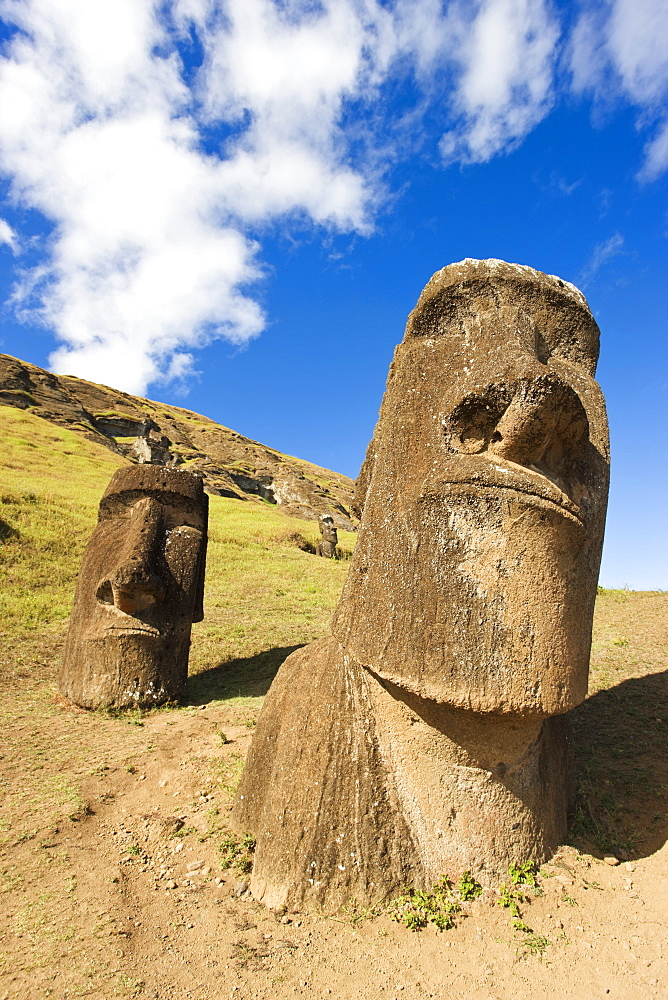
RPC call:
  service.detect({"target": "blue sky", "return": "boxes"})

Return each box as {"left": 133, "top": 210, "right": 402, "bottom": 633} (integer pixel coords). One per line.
{"left": 0, "top": 0, "right": 666, "bottom": 589}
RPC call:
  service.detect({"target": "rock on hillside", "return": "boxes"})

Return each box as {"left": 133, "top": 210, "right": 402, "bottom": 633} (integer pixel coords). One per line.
{"left": 0, "top": 354, "right": 357, "bottom": 530}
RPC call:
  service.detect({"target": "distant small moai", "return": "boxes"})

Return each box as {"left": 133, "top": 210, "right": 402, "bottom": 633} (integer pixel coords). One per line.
{"left": 233, "top": 259, "right": 610, "bottom": 913}
{"left": 131, "top": 419, "right": 174, "bottom": 466}
{"left": 59, "top": 466, "right": 208, "bottom": 709}
{"left": 316, "top": 514, "right": 338, "bottom": 558}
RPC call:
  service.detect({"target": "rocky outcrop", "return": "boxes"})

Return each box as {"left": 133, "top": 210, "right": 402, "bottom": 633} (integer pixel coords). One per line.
{"left": 0, "top": 354, "right": 356, "bottom": 529}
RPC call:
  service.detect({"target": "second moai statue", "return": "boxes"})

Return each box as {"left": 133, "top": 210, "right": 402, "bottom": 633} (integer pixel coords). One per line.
{"left": 316, "top": 514, "right": 338, "bottom": 558}
{"left": 59, "top": 466, "right": 208, "bottom": 708}
{"left": 233, "top": 259, "right": 610, "bottom": 912}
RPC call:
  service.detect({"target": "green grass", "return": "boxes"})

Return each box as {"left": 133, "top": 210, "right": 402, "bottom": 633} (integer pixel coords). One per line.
{"left": 1, "top": 400, "right": 666, "bottom": 895}
{"left": 0, "top": 403, "right": 357, "bottom": 846}
{"left": 0, "top": 404, "right": 354, "bottom": 651}
{"left": 0, "top": 407, "right": 126, "bottom": 629}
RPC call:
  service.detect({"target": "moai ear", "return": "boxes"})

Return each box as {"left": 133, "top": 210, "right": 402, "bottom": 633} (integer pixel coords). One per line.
{"left": 192, "top": 535, "right": 207, "bottom": 623}
{"left": 351, "top": 440, "right": 376, "bottom": 520}
{"left": 192, "top": 494, "right": 209, "bottom": 623}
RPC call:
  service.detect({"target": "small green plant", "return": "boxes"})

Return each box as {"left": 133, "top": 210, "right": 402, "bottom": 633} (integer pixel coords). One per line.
{"left": 127, "top": 843, "right": 140, "bottom": 856}
{"left": 498, "top": 882, "right": 526, "bottom": 919}
{"left": 519, "top": 933, "right": 550, "bottom": 957}
{"left": 169, "top": 824, "right": 197, "bottom": 839}
{"left": 498, "top": 862, "right": 540, "bottom": 936}
{"left": 218, "top": 731, "right": 229, "bottom": 745}
{"left": 390, "top": 876, "right": 461, "bottom": 931}
{"left": 508, "top": 861, "right": 538, "bottom": 887}
{"left": 343, "top": 899, "right": 386, "bottom": 925}
{"left": 219, "top": 831, "right": 255, "bottom": 872}
{"left": 457, "top": 870, "right": 483, "bottom": 901}
{"left": 561, "top": 894, "right": 578, "bottom": 906}
{"left": 115, "top": 972, "right": 144, "bottom": 997}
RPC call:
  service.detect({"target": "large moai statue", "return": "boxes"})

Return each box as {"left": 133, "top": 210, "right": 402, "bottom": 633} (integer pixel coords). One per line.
{"left": 233, "top": 259, "right": 610, "bottom": 912}
{"left": 59, "top": 466, "right": 208, "bottom": 709}
{"left": 316, "top": 514, "right": 338, "bottom": 558}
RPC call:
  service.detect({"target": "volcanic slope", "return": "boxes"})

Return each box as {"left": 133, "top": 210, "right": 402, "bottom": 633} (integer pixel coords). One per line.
{"left": 0, "top": 390, "right": 666, "bottom": 1000}
{"left": 0, "top": 353, "right": 356, "bottom": 529}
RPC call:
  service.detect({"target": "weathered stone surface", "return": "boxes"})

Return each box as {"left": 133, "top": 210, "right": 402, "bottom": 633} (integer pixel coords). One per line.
{"left": 334, "top": 258, "right": 609, "bottom": 716}
{"left": 316, "top": 514, "right": 338, "bottom": 558}
{"left": 59, "top": 466, "right": 208, "bottom": 709}
{"left": 233, "top": 259, "right": 610, "bottom": 911}
{"left": 234, "top": 638, "right": 422, "bottom": 910}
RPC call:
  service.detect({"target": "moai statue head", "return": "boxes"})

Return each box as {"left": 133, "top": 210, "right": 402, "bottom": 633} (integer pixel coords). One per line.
{"left": 334, "top": 259, "right": 610, "bottom": 716}
{"left": 59, "top": 466, "right": 208, "bottom": 708}
{"left": 316, "top": 514, "right": 338, "bottom": 558}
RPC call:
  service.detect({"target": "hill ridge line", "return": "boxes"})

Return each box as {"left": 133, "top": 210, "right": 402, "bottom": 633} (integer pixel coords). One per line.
{"left": 0, "top": 352, "right": 356, "bottom": 530}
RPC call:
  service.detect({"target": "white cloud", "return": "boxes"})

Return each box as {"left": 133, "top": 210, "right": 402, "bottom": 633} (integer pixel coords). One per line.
{"left": 579, "top": 231, "right": 625, "bottom": 286}
{"left": 569, "top": 0, "right": 668, "bottom": 179}
{"left": 0, "top": 217, "right": 17, "bottom": 251}
{"left": 0, "top": 0, "right": 385, "bottom": 393}
{"left": 439, "top": 0, "right": 559, "bottom": 163}
{"left": 638, "top": 118, "right": 668, "bottom": 182}
{"left": 0, "top": 1, "right": 664, "bottom": 396}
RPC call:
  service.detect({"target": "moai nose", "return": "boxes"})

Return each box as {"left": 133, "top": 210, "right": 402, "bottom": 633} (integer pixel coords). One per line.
{"left": 489, "top": 372, "right": 589, "bottom": 480}
{"left": 96, "top": 497, "right": 167, "bottom": 615}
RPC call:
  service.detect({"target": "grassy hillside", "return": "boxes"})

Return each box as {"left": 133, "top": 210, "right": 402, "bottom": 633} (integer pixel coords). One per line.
{"left": 0, "top": 402, "right": 356, "bottom": 846}
{"left": 0, "top": 404, "right": 356, "bottom": 696}
{"left": 0, "top": 353, "right": 358, "bottom": 528}
{"left": 0, "top": 400, "right": 665, "bottom": 872}
{"left": 0, "top": 402, "right": 666, "bottom": 1000}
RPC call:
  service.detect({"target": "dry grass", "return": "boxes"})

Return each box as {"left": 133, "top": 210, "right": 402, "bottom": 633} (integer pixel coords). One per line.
{"left": 0, "top": 400, "right": 666, "bottom": 884}
{"left": 0, "top": 404, "right": 355, "bottom": 843}
{"left": 0, "top": 402, "right": 666, "bottom": 1000}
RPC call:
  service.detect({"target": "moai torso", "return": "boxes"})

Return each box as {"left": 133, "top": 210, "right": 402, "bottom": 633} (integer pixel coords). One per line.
{"left": 234, "top": 259, "right": 610, "bottom": 911}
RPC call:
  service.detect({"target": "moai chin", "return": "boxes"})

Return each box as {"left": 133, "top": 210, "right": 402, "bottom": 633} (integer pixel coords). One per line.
{"left": 316, "top": 514, "right": 338, "bottom": 558}
{"left": 59, "top": 466, "right": 208, "bottom": 709}
{"left": 233, "top": 259, "right": 610, "bottom": 913}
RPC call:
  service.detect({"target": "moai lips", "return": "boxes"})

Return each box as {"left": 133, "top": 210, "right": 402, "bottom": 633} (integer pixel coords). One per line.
{"left": 334, "top": 259, "right": 609, "bottom": 715}
{"left": 234, "top": 260, "right": 610, "bottom": 912}
{"left": 59, "top": 466, "right": 208, "bottom": 709}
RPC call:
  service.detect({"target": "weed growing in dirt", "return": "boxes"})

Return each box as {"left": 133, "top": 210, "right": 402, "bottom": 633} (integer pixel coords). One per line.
{"left": 507, "top": 861, "right": 538, "bottom": 887}
{"left": 389, "top": 871, "right": 485, "bottom": 932}
{"left": 457, "top": 870, "right": 483, "bottom": 900}
{"left": 518, "top": 933, "right": 550, "bottom": 958}
{"left": 498, "top": 863, "right": 540, "bottom": 934}
{"left": 219, "top": 832, "right": 256, "bottom": 873}
{"left": 115, "top": 973, "right": 144, "bottom": 997}
{"left": 169, "top": 824, "right": 197, "bottom": 840}
{"left": 390, "top": 876, "right": 461, "bottom": 931}
{"left": 212, "top": 751, "right": 245, "bottom": 797}
{"left": 342, "top": 898, "right": 389, "bottom": 924}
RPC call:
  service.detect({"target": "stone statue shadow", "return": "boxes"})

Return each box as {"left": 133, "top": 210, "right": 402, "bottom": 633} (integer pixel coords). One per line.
{"left": 569, "top": 668, "right": 668, "bottom": 861}
{"left": 186, "top": 645, "right": 303, "bottom": 705}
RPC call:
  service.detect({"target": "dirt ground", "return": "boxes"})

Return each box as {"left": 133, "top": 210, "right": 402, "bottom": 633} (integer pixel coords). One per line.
{"left": 1, "top": 591, "right": 666, "bottom": 1000}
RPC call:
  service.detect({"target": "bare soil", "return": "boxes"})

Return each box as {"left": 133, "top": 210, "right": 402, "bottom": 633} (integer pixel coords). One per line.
{"left": 1, "top": 591, "right": 666, "bottom": 1000}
